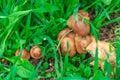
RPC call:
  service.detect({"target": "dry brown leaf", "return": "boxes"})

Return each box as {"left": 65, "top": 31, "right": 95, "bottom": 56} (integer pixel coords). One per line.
{"left": 86, "top": 37, "right": 116, "bottom": 70}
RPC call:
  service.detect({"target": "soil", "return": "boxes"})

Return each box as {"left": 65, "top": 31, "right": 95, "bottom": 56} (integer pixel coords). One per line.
{"left": 30, "top": 58, "right": 40, "bottom": 67}
{"left": 100, "top": 25, "right": 117, "bottom": 42}
{"left": 30, "top": 57, "right": 54, "bottom": 73}
{"left": 100, "top": 13, "right": 120, "bottom": 42}
{"left": 89, "top": 9, "right": 120, "bottom": 42}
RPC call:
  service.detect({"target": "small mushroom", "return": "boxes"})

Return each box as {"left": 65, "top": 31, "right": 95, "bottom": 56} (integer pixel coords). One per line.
{"left": 30, "top": 46, "right": 42, "bottom": 59}
{"left": 61, "top": 37, "right": 76, "bottom": 57}
{"left": 75, "top": 34, "right": 92, "bottom": 54}
{"left": 68, "top": 10, "right": 90, "bottom": 36}
{"left": 15, "top": 49, "right": 30, "bottom": 60}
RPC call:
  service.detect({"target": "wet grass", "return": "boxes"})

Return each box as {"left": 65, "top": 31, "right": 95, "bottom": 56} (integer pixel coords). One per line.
{"left": 0, "top": 0, "right": 120, "bottom": 80}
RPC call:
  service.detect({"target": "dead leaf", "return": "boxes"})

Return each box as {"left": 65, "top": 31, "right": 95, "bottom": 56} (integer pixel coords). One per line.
{"left": 86, "top": 37, "right": 116, "bottom": 70}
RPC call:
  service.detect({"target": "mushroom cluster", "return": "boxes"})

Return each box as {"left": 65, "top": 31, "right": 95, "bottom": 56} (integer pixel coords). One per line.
{"left": 58, "top": 10, "right": 92, "bottom": 57}
{"left": 58, "top": 10, "right": 116, "bottom": 69}
{"left": 15, "top": 45, "right": 42, "bottom": 60}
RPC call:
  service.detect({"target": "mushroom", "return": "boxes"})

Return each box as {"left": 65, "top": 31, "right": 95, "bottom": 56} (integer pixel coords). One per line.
{"left": 58, "top": 28, "right": 75, "bottom": 41}
{"left": 77, "top": 10, "right": 90, "bottom": 20}
{"left": 30, "top": 46, "right": 42, "bottom": 59}
{"left": 58, "top": 28, "right": 71, "bottom": 41}
{"left": 61, "top": 37, "right": 76, "bottom": 57}
{"left": 75, "top": 34, "right": 92, "bottom": 54}
{"left": 86, "top": 37, "right": 116, "bottom": 70}
{"left": 15, "top": 49, "right": 30, "bottom": 60}
{"left": 58, "top": 28, "right": 76, "bottom": 57}
{"left": 68, "top": 10, "right": 90, "bottom": 36}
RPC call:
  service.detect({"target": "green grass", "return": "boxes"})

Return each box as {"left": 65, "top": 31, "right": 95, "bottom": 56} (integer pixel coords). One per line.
{"left": 0, "top": 0, "right": 120, "bottom": 80}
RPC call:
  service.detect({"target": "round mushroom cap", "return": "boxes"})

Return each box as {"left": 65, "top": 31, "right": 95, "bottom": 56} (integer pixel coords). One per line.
{"left": 61, "top": 37, "right": 76, "bottom": 57}
{"left": 78, "top": 10, "right": 90, "bottom": 20}
{"left": 58, "top": 28, "right": 75, "bottom": 41}
{"left": 15, "top": 49, "right": 30, "bottom": 60}
{"left": 68, "top": 15, "right": 75, "bottom": 29}
{"left": 30, "top": 46, "right": 42, "bottom": 59}
{"left": 73, "top": 20, "right": 90, "bottom": 36}
{"left": 68, "top": 10, "right": 90, "bottom": 36}
{"left": 58, "top": 28, "right": 71, "bottom": 41}
{"left": 75, "top": 34, "right": 92, "bottom": 54}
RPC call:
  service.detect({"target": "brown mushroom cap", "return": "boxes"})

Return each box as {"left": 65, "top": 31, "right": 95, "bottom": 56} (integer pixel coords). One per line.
{"left": 68, "top": 10, "right": 90, "bottom": 36}
{"left": 30, "top": 46, "right": 42, "bottom": 59}
{"left": 58, "top": 28, "right": 75, "bottom": 41}
{"left": 61, "top": 37, "right": 76, "bottom": 57}
{"left": 58, "top": 28, "right": 70, "bottom": 41}
{"left": 15, "top": 49, "right": 30, "bottom": 60}
{"left": 67, "top": 31, "right": 75, "bottom": 39}
{"left": 73, "top": 21, "right": 90, "bottom": 36}
{"left": 78, "top": 10, "right": 90, "bottom": 20}
{"left": 68, "top": 15, "right": 75, "bottom": 29}
{"left": 75, "top": 34, "right": 92, "bottom": 54}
